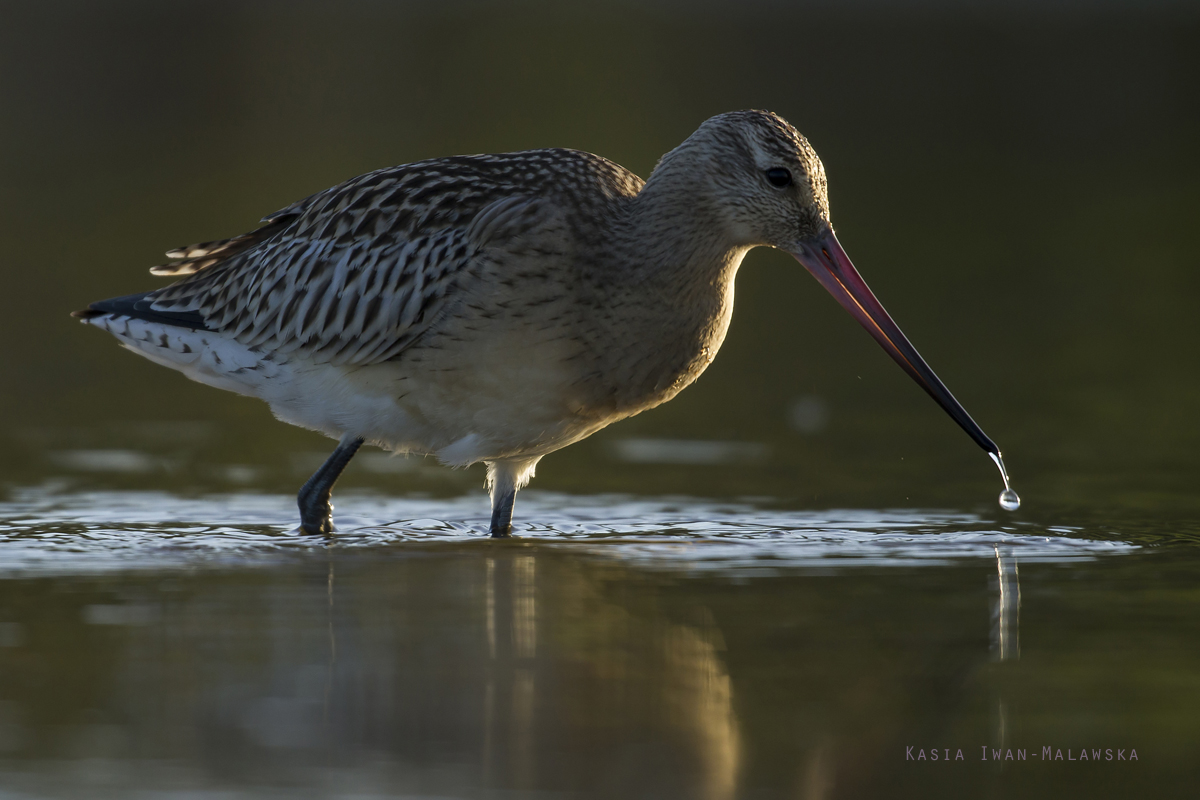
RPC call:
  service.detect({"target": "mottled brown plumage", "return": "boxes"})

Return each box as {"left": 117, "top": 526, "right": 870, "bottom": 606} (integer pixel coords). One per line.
{"left": 148, "top": 149, "right": 646, "bottom": 365}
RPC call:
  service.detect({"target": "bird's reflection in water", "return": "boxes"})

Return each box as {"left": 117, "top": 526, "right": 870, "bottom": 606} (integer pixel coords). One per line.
{"left": 479, "top": 552, "right": 740, "bottom": 798}
{"left": 0, "top": 544, "right": 749, "bottom": 795}
{"left": 661, "top": 621, "right": 740, "bottom": 800}
{"left": 482, "top": 554, "right": 538, "bottom": 787}
{"left": 324, "top": 554, "right": 336, "bottom": 727}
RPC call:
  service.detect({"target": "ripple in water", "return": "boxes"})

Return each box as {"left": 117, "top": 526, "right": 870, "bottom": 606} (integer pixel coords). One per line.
{"left": 0, "top": 486, "right": 1132, "bottom": 576}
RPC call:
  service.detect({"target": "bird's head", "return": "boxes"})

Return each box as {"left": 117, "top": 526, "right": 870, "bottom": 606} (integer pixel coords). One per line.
{"left": 680, "top": 109, "right": 1006, "bottom": 466}
{"left": 686, "top": 109, "right": 832, "bottom": 249}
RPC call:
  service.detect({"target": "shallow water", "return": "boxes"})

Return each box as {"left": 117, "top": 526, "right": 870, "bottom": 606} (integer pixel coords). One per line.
{"left": 0, "top": 487, "right": 1135, "bottom": 574}
{"left": 0, "top": 486, "right": 1197, "bottom": 799}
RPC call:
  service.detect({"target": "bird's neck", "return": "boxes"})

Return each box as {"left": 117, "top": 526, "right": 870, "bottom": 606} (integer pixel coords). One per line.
{"left": 625, "top": 143, "right": 744, "bottom": 283}
{"left": 587, "top": 149, "right": 751, "bottom": 414}
{"left": 620, "top": 143, "right": 749, "bottom": 291}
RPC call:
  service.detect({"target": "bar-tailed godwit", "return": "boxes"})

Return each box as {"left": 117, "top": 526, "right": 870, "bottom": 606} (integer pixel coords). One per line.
{"left": 74, "top": 110, "right": 1017, "bottom": 536}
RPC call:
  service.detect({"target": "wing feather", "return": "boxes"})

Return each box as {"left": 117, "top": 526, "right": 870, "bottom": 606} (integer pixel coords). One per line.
{"left": 137, "top": 149, "right": 644, "bottom": 366}
{"left": 151, "top": 215, "right": 297, "bottom": 277}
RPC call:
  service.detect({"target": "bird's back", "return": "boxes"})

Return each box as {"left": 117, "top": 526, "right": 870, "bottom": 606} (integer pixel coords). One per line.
{"left": 82, "top": 149, "right": 645, "bottom": 368}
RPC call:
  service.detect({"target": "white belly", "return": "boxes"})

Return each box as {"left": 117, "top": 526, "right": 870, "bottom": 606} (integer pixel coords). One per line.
{"left": 86, "top": 313, "right": 605, "bottom": 468}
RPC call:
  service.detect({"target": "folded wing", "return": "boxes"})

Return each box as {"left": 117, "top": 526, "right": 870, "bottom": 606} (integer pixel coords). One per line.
{"left": 140, "top": 158, "right": 552, "bottom": 366}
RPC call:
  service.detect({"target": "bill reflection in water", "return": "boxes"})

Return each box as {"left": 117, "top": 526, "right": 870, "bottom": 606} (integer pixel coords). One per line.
{"left": 991, "top": 546, "right": 1021, "bottom": 753}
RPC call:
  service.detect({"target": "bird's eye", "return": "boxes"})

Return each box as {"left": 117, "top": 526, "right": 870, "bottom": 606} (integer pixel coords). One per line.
{"left": 765, "top": 168, "right": 792, "bottom": 188}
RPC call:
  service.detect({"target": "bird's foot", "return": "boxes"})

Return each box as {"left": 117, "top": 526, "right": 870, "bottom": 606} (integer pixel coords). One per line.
{"left": 489, "top": 523, "right": 513, "bottom": 539}
{"left": 295, "top": 437, "right": 364, "bottom": 538}
{"left": 297, "top": 498, "right": 336, "bottom": 536}
{"left": 297, "top": 518, "right": 336, "bottom": 537}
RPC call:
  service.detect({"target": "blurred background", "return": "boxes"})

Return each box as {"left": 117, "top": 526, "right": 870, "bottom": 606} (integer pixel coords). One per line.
{"left": 2, "top": 0, "right": 1198, "bottom": 513}
{"left": 1, "top": 3, "right": 1199, "bottom": 799}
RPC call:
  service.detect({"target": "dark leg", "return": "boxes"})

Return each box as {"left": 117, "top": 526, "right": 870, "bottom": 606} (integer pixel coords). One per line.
{"left": 298, "top": 437, "right": 364, "bottom": 535}
{"left": 489, "top": 487, "right": 516, "bottom": 538}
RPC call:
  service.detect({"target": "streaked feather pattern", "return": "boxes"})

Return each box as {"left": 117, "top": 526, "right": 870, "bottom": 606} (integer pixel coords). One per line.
{"left": 145, "top": 150, "right": 643, "bottom": 365}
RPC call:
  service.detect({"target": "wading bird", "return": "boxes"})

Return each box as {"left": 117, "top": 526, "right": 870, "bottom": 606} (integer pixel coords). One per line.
{"left": 74, "top": 110, "right": 1014, "bottom": 537}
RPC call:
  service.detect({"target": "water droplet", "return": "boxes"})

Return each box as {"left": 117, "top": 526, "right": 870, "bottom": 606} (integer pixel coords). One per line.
{"left": 999, "top": 489, "right": 1021, "bottom": 511}
{"left": 987, "top": 451, "right": 1020, "bottom": 512}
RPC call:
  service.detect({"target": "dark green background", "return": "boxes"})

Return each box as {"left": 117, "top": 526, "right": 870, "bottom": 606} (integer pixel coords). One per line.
{"left": 4, "top": 0, "right": 1197, "bottom": 511}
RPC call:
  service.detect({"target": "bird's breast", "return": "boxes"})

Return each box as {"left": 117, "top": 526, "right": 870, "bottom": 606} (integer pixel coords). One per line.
{"left": 575, "top": 271, "right": 737, "bottom": 419}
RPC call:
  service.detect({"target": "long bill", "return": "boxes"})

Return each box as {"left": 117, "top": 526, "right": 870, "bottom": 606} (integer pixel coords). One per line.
{"left": 789, "top": 227, "right": 999, "bottom": 456}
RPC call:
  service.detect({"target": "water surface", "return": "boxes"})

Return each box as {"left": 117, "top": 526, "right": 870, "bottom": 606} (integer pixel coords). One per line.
{"left": 0, "top": 486, "right": 1196, "bottom": 799}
